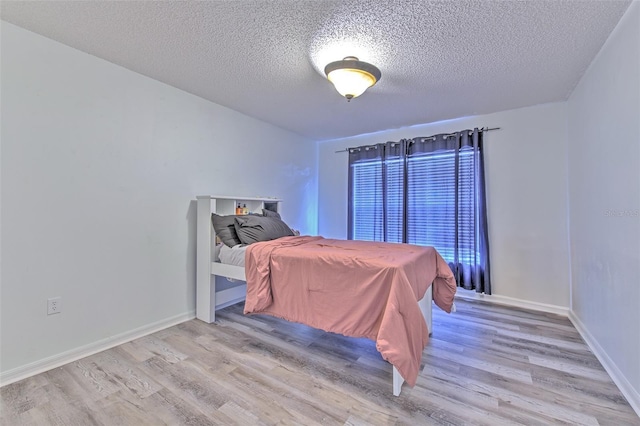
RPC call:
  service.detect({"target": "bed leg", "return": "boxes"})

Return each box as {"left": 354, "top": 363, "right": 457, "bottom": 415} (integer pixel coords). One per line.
{"left": 392, "top": 366, "right": 404, "bottom": 396}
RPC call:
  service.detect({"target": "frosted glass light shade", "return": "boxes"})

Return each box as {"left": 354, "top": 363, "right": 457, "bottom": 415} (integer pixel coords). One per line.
{"left": 324, "top": 56, "right": 381, "bottom": 101}
{"left": 327, "top": 69, "right": 377, "bottom": 99}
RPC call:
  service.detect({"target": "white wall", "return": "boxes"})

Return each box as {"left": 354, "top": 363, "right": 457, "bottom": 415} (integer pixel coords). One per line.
{"left": 318, "top": 102, "right": 571, "bottom": 308}
{"left": 0, "top": 22, "right": 317, "bottom": 377}
{"left": 567, "top": 1, "right": 640, "bottom": 409}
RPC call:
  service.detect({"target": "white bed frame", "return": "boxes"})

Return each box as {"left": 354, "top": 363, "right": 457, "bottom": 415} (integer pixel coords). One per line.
{"left": 196, "top": 195, "right": 433, "bottom": 396}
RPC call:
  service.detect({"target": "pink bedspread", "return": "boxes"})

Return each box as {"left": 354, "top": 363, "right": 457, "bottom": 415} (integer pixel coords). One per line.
{"left": 244, "top": 236, "right": 457, "bottom": 387}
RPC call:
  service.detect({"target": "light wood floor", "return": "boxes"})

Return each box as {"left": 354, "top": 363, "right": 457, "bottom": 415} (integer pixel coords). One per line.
{"left": 1, "top": 298, "right": 638, "bottom": 425}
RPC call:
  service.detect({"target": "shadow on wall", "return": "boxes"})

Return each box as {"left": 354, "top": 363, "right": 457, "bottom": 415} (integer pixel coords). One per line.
{"left": 303, "top": 179, "right": 318, "bottom": 235}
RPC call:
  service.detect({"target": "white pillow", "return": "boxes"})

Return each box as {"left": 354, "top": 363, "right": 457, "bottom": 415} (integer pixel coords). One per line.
{"left": 219, "top": 244, "right": 247, "bottom": 267}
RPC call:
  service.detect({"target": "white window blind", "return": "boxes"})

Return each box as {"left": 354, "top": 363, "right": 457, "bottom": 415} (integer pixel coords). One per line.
{"left": 407, "top": 147, "right": 479, "bottom": 264}
{"left": 351, "top": 147, "right": 479, "bottom": 265}
{"left": 351, "top": 160, "right": 383, "bottom": 241}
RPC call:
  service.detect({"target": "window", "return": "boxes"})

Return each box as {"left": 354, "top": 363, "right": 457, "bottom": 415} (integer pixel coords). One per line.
{"left": 348, "top": 130, "right": 490, "bottom": 293}
{"left": 350, "top": 156, "right": 405, "bottom": 243}
{"left": 351, "top": 160, "right": 383, "bottom": 241}
{"left": 351, "top": 148, "right": 478, "bottom": 264}
{"left": 406, "top": 148, "right": 479, "bottom": 265}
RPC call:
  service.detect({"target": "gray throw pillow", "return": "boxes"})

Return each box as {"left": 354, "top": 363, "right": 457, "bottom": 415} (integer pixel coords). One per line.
{"left": 234, "top": 215, "right": 294, "bottom": 245}
{"left": 211, "top": 214, "right": 243, "bottom": 247}
{"left": 262, "top": 208, "right": 281, "bottom": 219}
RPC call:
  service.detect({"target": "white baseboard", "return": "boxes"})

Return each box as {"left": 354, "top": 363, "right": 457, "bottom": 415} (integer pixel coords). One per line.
{"left": 568, "top": 311, "right": 640, "bottom": 418}
{"left": 455, "top": 291, "right": 570, "bottom": 316}
{"left": 0, "top": 310, "right": 195, "bottom": 387}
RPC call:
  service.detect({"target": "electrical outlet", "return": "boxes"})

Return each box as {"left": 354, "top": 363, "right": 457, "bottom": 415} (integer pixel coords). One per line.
{"left": 47, "top": 297, "right": 61, "bottom": 315}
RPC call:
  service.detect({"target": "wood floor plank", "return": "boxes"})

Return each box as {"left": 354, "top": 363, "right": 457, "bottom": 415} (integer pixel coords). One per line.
{"left": 2, "top": 298, "right": 638, "bottom": 425}
{"left": 421, "top": 361, "right": 601, "bottom": 426}
{"left": 424, "top": 344, "right": 534, "bottom": 384}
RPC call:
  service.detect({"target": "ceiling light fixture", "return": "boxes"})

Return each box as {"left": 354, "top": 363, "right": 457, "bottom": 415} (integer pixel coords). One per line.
{"left": 324, "top": 56, "right": 381, "bottom": 101}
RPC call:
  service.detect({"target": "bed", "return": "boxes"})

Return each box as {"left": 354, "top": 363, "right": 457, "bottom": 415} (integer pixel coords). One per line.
{"left": 196, "top": 195, "right": 457, "bottom": 396}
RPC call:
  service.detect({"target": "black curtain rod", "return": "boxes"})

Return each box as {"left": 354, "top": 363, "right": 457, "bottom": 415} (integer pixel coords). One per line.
{"left": 334, "top": 127, "right": 501, "bottom": 153}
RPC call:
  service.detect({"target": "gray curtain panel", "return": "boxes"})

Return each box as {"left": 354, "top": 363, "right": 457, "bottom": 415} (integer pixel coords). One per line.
{"left": 409, "top": 129, "right": 491, "bottom": 294}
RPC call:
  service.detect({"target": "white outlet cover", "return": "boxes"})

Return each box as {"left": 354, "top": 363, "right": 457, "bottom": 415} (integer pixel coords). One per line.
{"left": 47, "top": 297, "right": 61, "bottom": 315}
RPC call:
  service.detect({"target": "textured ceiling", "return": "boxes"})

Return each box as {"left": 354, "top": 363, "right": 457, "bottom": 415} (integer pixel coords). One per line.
{"left": 0, "top": 1, "right": 631, "bottom": 141}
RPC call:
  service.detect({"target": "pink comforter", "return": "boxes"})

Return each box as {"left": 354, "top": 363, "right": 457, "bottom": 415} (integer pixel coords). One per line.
{"left": 244, "top": 236, "right": 457, "bottom": 387}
